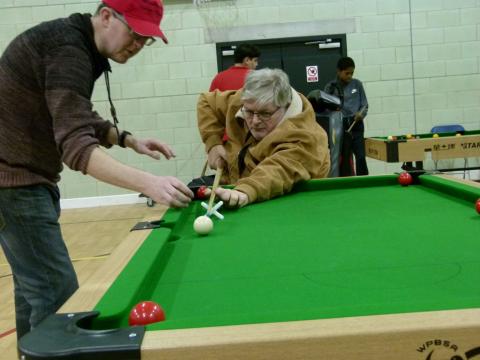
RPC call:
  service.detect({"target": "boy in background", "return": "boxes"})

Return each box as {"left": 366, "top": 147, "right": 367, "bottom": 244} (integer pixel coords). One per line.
{"left": 325, "top": 57, "right": 369, "bottom": 175}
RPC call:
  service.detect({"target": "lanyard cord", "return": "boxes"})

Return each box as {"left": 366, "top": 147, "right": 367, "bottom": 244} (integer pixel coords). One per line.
{"left": 104, "top": 70, "right": 120, "bottom": 142}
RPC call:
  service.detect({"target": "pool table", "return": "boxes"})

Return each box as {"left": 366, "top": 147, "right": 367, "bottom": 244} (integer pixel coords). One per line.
{"left": 19, "top": 174, "right": 480, "bottom": 360}
{"left": 365, "top": 130, "right": 480, "bottom": 171}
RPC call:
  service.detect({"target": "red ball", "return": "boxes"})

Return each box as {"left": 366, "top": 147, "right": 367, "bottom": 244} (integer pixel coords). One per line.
{"left": 398, "top": 172, "right": 413, "bottom": 186}
{"left": 128, "top": 301, "right": 165, "bottom": 326}
{"left": 196, "top": 185, "right": 208, "bottom": 199}
{"left": 476, "top": 199, "right": 480, "bottom": 214}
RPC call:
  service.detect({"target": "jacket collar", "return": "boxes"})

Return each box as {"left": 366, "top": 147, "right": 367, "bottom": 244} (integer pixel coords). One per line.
{"left": 279, "top": 89, "right": 302, "bottom": 123}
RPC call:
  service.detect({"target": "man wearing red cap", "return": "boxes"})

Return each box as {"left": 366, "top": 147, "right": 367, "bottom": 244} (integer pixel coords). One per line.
{"left": 0, "top": 0, "right": 193, "bottom": 339}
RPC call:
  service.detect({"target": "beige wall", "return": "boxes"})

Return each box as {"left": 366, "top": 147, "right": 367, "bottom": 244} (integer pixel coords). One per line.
{"left": 1, "top": 0, "right": 479, "bottom": 199}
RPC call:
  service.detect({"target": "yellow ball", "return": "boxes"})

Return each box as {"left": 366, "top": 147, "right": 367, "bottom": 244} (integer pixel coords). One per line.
{"left": 455, "top": 133, "right": 462, "bottom": 137}
{"left": 433, "top": 133, "right": 439, "bottom": 138}
{"left": 387, "top": 135, "right": 393, "bottom": 140}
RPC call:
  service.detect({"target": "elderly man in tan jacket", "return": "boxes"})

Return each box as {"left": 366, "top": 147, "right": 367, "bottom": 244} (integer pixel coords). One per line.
{"left": 197, "top": 68, "right": 330, "bottom": 208}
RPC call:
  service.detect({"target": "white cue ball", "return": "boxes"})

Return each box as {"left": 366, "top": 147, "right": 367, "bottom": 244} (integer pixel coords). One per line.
{"left": 193, "top": 216, "right": 213, "bottom": 235}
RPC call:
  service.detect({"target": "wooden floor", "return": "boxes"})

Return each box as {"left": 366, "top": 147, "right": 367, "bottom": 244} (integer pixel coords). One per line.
{"left": 0, "top": 203, "right": 167, "bottom": 360}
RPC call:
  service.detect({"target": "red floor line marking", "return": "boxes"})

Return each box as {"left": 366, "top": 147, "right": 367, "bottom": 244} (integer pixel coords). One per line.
{"left": 0, "top": 328, "right": 16, "bottom": 339}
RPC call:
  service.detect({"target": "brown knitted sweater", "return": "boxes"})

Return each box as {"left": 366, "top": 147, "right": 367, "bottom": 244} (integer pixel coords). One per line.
{"left": 0, "top": 13, "right": 113, "bottom": 187}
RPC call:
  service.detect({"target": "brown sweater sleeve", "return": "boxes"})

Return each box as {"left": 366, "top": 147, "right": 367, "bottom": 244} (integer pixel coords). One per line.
{"left": 0, "top": 14, "right": 113, "bottom": 186}
{"left": 44, "top": 45, "right": 112, "bottom": 173}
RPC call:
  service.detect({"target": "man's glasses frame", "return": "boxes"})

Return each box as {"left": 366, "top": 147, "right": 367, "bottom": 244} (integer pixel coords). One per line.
{"left": 111, "top": 10, "right": 156, "bottom": 46}
{"left": 241, "top": 106, "right": 282, "bottom": 123}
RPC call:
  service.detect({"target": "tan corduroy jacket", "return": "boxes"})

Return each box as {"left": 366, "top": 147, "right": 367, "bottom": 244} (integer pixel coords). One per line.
{"left": 197, "top": 89, "right": 330, "bottom": 203}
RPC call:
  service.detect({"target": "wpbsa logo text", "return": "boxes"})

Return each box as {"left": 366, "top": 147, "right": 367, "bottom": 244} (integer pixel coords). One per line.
{"left": 416, "top": 339, "right": 480, "bottom": 360}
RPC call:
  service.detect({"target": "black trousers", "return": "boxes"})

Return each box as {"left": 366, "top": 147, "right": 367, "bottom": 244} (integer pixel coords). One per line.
{"left": 344, "top": 117, "right": 369, "bottom": 176}
{"left": 350, "top": 130, "right": 369, "bottom": 176}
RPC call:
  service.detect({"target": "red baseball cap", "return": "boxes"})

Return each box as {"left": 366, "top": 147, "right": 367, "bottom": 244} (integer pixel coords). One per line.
{"left": 102, "top": 0, "right": 168, "bottom": 43}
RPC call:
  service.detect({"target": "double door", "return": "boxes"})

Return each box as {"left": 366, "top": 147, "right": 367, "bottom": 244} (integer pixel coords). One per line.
{"left": 215, "top": 35, "right": 346, "bottom": 97}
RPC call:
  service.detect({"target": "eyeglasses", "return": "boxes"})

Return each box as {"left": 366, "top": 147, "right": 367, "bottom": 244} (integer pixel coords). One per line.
{"left": 111, "top": 11, "right": 156, "bottom": 47}
{"left": 241, "top": 106, "right": 282, "bottom": 122}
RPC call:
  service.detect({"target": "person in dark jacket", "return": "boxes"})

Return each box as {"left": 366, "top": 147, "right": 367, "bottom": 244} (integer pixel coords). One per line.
{"left": 0, "top": 0, "right": 193, "bottom": 339}
{"left": 325, "top": 57, "right": 369, "bottom": 175}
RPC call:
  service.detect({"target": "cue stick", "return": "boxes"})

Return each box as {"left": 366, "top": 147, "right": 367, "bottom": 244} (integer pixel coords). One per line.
{"left": 200, "top": 159, "right": 208, "bottom": 177}
{"left": 346, "top": 119, "right": 358, "bottom": 133}
{"left": 346, "top": 105, "right": 368, "bottom": 133}
{"left": 207, "top": 167, "right": 223, "bottom": 213}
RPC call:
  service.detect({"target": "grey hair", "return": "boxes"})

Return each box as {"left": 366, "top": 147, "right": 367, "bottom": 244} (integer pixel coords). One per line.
{"left": 241, "top": 68, "right": 292, "bottom": 108}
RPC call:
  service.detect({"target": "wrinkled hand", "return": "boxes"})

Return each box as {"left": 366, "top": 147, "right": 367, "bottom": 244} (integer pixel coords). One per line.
{"left": 354, "top": 112, "right": 363, "bottom": 122}
{"left": 203, "top": 187, "right": 248, "bottom": 208}
{"left": 132, "top": 138, "right": 176, "bottom": 160}
{"left": 144, "top": 176, "right": 193, "bottom": 208}
{"left": 208, "top": 145, "right": 227, "bottom": 169}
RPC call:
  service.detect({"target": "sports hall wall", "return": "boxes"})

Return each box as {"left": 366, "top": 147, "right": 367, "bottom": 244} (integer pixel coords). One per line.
{"left": 1, "top": 0, "right": 479, "bottom": 202}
